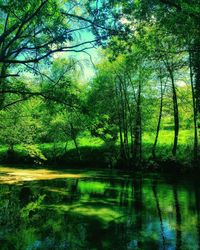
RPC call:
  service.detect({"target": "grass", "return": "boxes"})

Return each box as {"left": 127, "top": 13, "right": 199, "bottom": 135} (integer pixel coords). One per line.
{"left": 142, "top": 129, "right": 194, "bottom": 162}
{"left": 143, "top": 129, "right": 194, "bottom": 147}
{"left": 0, "top": 129, "right": 196, "bottom": 168}
{"left": 38, "top": 136, "right": 104, "bottom": 151}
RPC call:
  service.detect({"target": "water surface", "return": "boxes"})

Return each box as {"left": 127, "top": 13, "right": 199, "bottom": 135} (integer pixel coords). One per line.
{"left": 0, "top": 166, "right": 199, "bottom": 250}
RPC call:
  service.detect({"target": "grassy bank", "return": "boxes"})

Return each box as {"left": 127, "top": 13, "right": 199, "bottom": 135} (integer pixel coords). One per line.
{"left": 0, "top": 129, "right": 196, "bottom": 170}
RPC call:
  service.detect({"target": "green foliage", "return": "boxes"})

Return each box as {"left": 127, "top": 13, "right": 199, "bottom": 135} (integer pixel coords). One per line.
{"left": 24, "top": 145, "right": 47, "bottom": 164}
{"left": 20, "top": 194, "right": 46, "bottom": 220}
{"left": 0, "top": 0, "right": 199, "bottom": 169}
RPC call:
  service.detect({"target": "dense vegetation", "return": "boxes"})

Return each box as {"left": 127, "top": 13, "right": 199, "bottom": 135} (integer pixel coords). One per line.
{"left": 0, "top": 0, "right": 199, "bottom": 170}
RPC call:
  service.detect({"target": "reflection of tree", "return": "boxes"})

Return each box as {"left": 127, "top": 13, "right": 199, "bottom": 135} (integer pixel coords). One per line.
{"left": 134, "top": 177, "right": 143, "bottom": 248}
{"left": 19, "top": 187, "right": 32, "bottom": 206}
{"left": 1, "top": 174, "right": 200, "bottom": 249}
{"left": 119, "top": 179, "right": 129, "bottom": 207}
{"left": 152, "top": 180, "right": 166, "bottom": 249}
{"left": 0, "top": 185, "right": 21, "bottom": 228}
{"left": 68, "top": 179, "right": 79, "bottom": 203}
{"left": 173, "top": 185, "right": 182, "bottom": 250}
{"left": 195, "top": 184, "right": 200, "bottom": 250}
{"left": 0, "top": 180, "right": 88, "bottom": 249}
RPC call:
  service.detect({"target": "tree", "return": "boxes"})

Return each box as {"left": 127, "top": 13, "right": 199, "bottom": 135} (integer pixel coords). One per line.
{"left": 0, "top": 0, "right": 120, "bottom": 110}
{"left": 0, "top": 98, "right": 47, "bottom": 163}
{"left": 87, "top": 47, "right": 152, "bottom": 168}
{"left": 103, "top": 0, "right": 199, "bottom": 162}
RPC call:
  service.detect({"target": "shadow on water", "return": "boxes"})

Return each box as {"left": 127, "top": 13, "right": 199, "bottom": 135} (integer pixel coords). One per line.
{"left": 173, "top": 185, "right": 182, "bottom": 250}
{"left": 134, "top": 177, "right": 143, "bottom": 249}
{"left": 0, "top": 166, "right": 200, "bottom": 249}
{"left": 152, "top": 180, "right": 166, "bottom": 250}
{"left": 195, "top": 182, "right": 200, "bottom": 250}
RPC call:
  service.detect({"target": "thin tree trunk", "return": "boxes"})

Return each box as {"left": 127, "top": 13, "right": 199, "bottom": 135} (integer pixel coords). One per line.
{"left": 122, "top": 76, "right": 130, "bottom": 161}
{"left": 0, "top": 64, "right": 7, "bottom": 109}
{"left": 192, "top": 43, "right": 200, "bottom": 129}
{"left": 189, "top": 51, "right": 198, "bottom": 164}
{"left": 122, "top": 72, "right": 136, "bottom": 163}
{"left": 0, "top": 16, "right": 9, "bottom": 108}
{"left": 73, "top": 137, "right": 81, "bottom": 160}
{"left": 64, "top": 141, "right": 68, "bottom": 154}
{"left": 118, "top": 78, "right": 129, "bottom": 166}
{"left": 119, "top": 115, "right": 124, "bottom": 158}
{"left": 133, "top": 78, "right": 142, "bottom": 166}
{"left": 152, "top": 76, "right": 164, "bottom": 158}
{"left": 70, "top": 123, "right": 81, "bottom": 160}
{"left": 9, "top": 143, "right": 14, "bottom": 152}
{"left": 170, "top": 70, "right": 179, "bottom": 156}
{"left": 128, "top": 73, "right": 138, "bottom": 159}
{"left": 115, "top": 82, "right": 124, "bottom": 159}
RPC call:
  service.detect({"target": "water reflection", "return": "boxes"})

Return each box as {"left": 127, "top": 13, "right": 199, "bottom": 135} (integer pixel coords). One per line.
{"left": 152, "top": 180, "right": 166, "bottom": 249}
{"left": 0, "top": 167, "right": 200, "bottom": 250}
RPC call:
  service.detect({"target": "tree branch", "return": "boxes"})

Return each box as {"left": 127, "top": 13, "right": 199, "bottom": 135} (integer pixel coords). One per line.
{"left": 0, "top": 89, "right": 77, "bottom": 108}
{"left": 1, "top": 98, "right": 28, "bottom": 110}
{"left": 61, "top": 12, "right": 119, "bottom": 34}
{"left": 0, "top": 73, "right": 20, "bottom": 78}
{"left": 0, "top": 39, "right": 104, "bottom": 64}
{"left": 0, "top": 0, "right": 48, "bottom": 44}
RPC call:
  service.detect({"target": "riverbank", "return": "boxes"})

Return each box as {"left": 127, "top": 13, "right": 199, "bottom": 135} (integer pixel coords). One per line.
{"left": 0, "top": 129, "right": 197, "bottom": 171}
{"left": 0, "top": 141, "right": 197, "bottom": 173}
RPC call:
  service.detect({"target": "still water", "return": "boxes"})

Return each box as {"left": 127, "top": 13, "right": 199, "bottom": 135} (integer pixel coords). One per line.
{"left": 0, "top": 166, "right": 199, "bottom": 250}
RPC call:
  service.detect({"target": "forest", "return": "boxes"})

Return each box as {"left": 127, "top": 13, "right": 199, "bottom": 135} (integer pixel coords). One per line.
{"left": 1, "top": 1, "right": 200, "bottom": 250}
{"left": 0, "top": 0, "right": 199, "bottom": 170}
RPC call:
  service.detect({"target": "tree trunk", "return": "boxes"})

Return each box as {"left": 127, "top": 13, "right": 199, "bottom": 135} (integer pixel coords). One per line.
{"left": 170, "top": 70, "right": 179, "bottom": 156}
{"left": 152, "top": 76, "right": 165, "bottom": 158}
{"left": 73, "top": 137, "right": 81, "bottom": 160}
{"left": 115, "top": 82, "right": 124, "bottom": 160}
{"left": 192, "top": 46, "right": 200, "bottom": 127}
{"left": 189, "top": 51, "right": 198, "bottom": 164}
{"left": 122, "top": 76, "right": 130, "bottom": 162}
{"left": 0, "top": 63, "right": 7, "bottom": 109}
{"left": 9, "top": 143, "right": 14, "bottom": 152}
{"left": 7, "top": 144, "right": 15, "bottom": 162}
{"left": 133, "top": 78, "right": 142, "bottom": 166}
{"left": 64, "top": 141, "right": 68, "bottom": 154}
{"left": 70, "top": 123, "right": 81, "bottom": 160}
{"left": 122, "top": 74, "right": 135, "bottom": 161}
{"left": 118, "top": 77, "right": 130, "bottom": 167}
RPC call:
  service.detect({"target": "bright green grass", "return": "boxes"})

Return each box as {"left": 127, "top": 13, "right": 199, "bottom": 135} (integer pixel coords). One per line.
{"left": 37, "top": 136, "right": 104, "bottom": 151}
{"left": 0, "top": 129, "right": 195, "bottom": 163}
{"left": 143, "top": 129, "right": 194, "bottom": 146}
{"left": 142, "top": 129, "right": 194, "bottom": 162}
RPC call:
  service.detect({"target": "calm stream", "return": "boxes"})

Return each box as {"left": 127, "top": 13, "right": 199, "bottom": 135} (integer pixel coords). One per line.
{"left": 0, "top": 166, "right": 199, "bottom": 250}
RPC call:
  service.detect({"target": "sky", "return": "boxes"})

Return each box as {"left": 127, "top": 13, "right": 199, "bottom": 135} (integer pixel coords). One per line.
{"left": 52, "top": 24, "right": 104, "bottom": 83}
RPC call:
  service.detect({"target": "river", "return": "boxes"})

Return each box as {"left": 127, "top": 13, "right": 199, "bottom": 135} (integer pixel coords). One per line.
{"left": 0, "top": 166, "right": 199, "bottom": 250}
